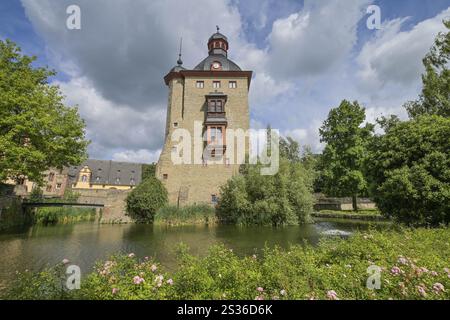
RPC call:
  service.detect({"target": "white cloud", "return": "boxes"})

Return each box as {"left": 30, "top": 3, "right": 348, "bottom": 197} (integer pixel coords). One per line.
{"left": 267, "top": 0, "right": 371, "bottom": 78}
{"left": 113, "top": 149, "right": 161, "bottom": 164}
{"left": 357, "top": 8, "right": 450, "bottom": 92}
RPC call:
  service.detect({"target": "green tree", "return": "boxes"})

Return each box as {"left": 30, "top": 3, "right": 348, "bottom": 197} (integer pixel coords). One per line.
{"left": 279, "top": 136, "right": 301, "bottom": 162}
{"left": 366, "top": 115, "right": 450, "bottom": 226}
{"left": 216, "top": 159, "right": 314, "bottom": 226}
{"left": 142, "top": 163, "right": 156, "bottom": 181}
{"left": 319, "top": 100, "right": 374, "bottom": 210}
{"left": 0, "top": 39, "right": 88, "bottom": 185}
{"left": 125, "top": 177, "right": 168, "bottom": 223}
{"left": 404, "top": 20, "right": 450, "bottom": 118}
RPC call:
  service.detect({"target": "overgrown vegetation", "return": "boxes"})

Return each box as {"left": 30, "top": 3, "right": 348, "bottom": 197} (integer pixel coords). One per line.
{"left": 3, "top": 228, "right": 449, "bottom": 300}
{"left": 33, "top": 207, "right": 96, "bottom": 225}
{"left": 217, "top": 158, "right": 315, "bottom": 226}
{"left": 155, "top": 204, "right": 216, "bottom": 226}
{"left": 125, "top": 177, "right": 168, "bottom": 223}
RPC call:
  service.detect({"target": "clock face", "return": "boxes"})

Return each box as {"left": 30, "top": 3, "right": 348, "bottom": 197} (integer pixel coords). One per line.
{"left": 211, "top": 62, "right": 221, "bottom": 70}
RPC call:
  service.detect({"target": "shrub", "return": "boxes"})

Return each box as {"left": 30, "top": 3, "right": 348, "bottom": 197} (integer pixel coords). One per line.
{"left": 216, "top": 159, "right": 314, "bottom": 226}
{"left": 366, "top": 115, "right": 450, "bottom": 226}
{"left": 34, "top": 207, "right": 96, "bottom": 225}
{"left": 155, "top": 204, "right": 215, "bottom": 225}
{"left": 3, "top": 228, "right": 450, "bottom": 300}
{"left": 126, "top": 177, "right": 168, "bottom": 223}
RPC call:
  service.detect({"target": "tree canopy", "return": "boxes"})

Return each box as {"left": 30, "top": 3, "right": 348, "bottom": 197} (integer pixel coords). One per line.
{"left": 319, "top": 100, "right": 374, "bottom": 210}
{"left": 0, "top": 39, "right": 89, "bottom": 184}
{"left": 366, "top": 115, "right": 450, "bottom": 226}
{"left": 404, "top": 20, "right": 450, "bottom": 118}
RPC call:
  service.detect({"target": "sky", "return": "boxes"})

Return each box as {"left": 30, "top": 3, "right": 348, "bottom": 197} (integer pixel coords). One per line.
{"left": 1, "top": 0, "right": 449, "bottom": 163}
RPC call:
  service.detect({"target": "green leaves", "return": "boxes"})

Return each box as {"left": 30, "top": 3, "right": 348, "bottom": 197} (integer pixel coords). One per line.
{"left": 0, "top": 39, "right": 88, "bottom": 184}
{"left": 318, "top": 100, "right": 373, "bottom": 207}
{"left": 126, "top": 177, "right": 168, "bottom": 223}
{"left": 366, "top": 115, "right": 450, "bottom": 226}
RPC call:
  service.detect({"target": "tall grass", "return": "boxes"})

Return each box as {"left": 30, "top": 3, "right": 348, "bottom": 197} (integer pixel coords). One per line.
{"left": 154, "top": 204, "right": 216, "bottom": 226}
{"left": 34, "top": 207, "right": 97, "bottom": 225}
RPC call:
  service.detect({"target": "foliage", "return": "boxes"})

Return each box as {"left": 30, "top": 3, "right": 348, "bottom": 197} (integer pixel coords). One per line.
{"left": 279, "top": 136, "right": 301, "bottom": 162}
{"left": 404, "top": 20, "right": 450, "bottom": 118}
{"left": 142, "top": 163, "right": 156, "bottom": 181}
{"left": 365, "top": 115, "right": 450, "bottom": 226}
{"left": 155, "top": 204, "right": 216, "bottom": 226}
{"left": 216, "top": 159, "right": 314, "bottom": 226}
{"left": 0, "top": 40, "right": 89, "bottom": 185}
{"left": 34, "top": 207, "right": 96, "bottom": 225}
{"left": 28, "top": 187, "right": 44, "bottom": 202}
{"left": 3, "top": 228, "right": 450, "bottom": 300}
{"left": 125, "top": 177, "right": 168, "bottom": 223}
{"left": 319, "top": 100, "right": 374, "bottom": 210}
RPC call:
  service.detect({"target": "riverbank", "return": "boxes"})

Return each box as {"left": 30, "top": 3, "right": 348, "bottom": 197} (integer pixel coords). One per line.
{"left": 3, "top": 227, "right": 449, "bottom": 300}
{"left": 312, "top": 210, "right": 386, "bottom": 221}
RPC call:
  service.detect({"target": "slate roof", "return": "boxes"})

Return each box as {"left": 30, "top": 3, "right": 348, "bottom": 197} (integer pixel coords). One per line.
{"left": 193, "top": 54, "right": 241, "bottom": 71}
{"left": 68, "top": 160, "right": 142, "bottom": 187}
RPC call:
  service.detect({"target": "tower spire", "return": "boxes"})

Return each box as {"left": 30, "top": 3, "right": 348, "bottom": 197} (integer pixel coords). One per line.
{"left": 177, "top": 37, "right": 183, "bottom": 66}
{"left": 216, "top": 25, "right": 220, "bottom": 33}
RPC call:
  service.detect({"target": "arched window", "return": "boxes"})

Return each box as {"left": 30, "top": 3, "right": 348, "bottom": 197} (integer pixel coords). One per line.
{"left": 81, "top": 175, "right": 87, "bottom": 182}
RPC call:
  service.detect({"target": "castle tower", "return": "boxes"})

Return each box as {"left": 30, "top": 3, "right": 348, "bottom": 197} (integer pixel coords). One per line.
{"left": 156, "top": 28, "right": 252, "bottom": 206}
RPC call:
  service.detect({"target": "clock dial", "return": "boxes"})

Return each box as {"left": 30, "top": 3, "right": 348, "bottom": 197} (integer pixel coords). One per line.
{"left": 212, "top": 62, "right": 221, "bottom": 70}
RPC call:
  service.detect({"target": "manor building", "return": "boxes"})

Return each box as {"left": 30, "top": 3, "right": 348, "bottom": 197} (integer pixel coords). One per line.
{"left": 156, "top": 29, "right": 252, "bottom": 206}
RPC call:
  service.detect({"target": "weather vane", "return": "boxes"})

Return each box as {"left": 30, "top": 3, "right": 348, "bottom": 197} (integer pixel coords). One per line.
{"left": 177, "top": 37, "right": 183, "bottom": 66}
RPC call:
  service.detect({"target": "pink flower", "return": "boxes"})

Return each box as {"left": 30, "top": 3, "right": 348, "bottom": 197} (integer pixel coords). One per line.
{"left": 430, "top": 271, "right": 438, "bottom": 277}
{"left": 397, "top": 256, "right": 409, "bottom": 265}
{"left": 167, "top": 279, "right": 174, "bottom": 285}
{"left": 326, "top": 290, "right": 339, "bottom": 300}
{"left": 62, "top": 259, "right": 70, "bottom": 264}
{"left": 255, "top": 295, "right": 264, "bottom": 300}
{"left": 133, "top": 276, "right": 145, "bottom": 285}
{"left": 432, "top": 283, "right": 445, "bottom": 294}
{"left": 112, "top": 288, "right": 118, "bottom": 294}
{"left": 128, "top": 253, "right": 135, "bottom": 258}
{"left": 280, "top": 289, "right": 286, "bottom": 296}
{"left": 417, "top": 285, "right": 427, "bottom": 297}
{"left": 144, "top": 256, "right": 149, "bottom": 260}
{"left": 151, "top": 264, "right": 157, "bottom": 272}
{"left": 391, "top": 266, "right": 402, "bottom": 275}
{"left": 419, "top": 267, "right": 429, "bottom": 274}
{"left": 256, "top": 287, "right": 264, "bottom": 293}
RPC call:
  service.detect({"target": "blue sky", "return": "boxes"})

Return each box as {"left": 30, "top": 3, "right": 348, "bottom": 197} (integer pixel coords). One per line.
{"left": 1, "top": 0, "right": 449, "bottom": 163}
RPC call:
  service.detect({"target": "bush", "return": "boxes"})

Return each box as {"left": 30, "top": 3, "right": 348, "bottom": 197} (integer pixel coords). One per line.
{"left": 34, "top": 207, "right": 96, "bottom": 225}
{"left": 3, "top": 228, "right": 450, "bottom": 300}
{"left": 126, "top": 177, "right": 168, "bottom": 223}
{"left": 155, "top": 204, "right": 215, "bottom": 225}
{"left": 216, "top": 159, "right": 314, "bottom": 226}
{"left": 366, "top": 115, "right": 450, "bottom": 226}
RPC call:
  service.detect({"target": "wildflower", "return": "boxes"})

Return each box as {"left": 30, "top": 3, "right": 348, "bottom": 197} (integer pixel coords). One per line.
{"left": 151, "top": 264, "right": 157, "bottom": 272}
{"left": 345, "top": 264, "right": 352, "bottom": 269}
{"left": 397, "top": 256, "right": 408, "bottom": 265}
{"left": 390, "top": 266, "right": 402, "bottom": 275}
{"left": 128, "top": 253, "right": 135, "bottom": 258}
{"left": 167, "top": 279, "right": 174, "bottom": 285}
{"left": 272, "top": 296, "right": 279, "bottom": 300}
{"left": 133, "top": 276, "right": 145, "bottom": 285}
{"left": 255, "top": 295, "right": 264, "bottom": 300}
{"left": 417, "top": 285, "right": 427, "bottom": 297}
{"left": 326, "top": 290, "right": 338, "bottom": 300}
{"left": 432, "top": 283, "right": 445, "bottom": 294}
{"left": 256, "top": 287, "right": 264, "bottom": 293}
{"left": 430, "top": 271, "right": 438, "bottom": 277}
{"left": 144, "top": 256, "right": 149, "bottom": 260}
{"left": 62, "top": 259, "right": 70, "bottom": 264}
{"left": 280, "top": 289, "right": 286, "bottom": 296}
{"left": 252, "top": 254, "right": 257, "bottom": 260}
{"left": 112, "top": 288, "right": 118, "bottom": 294}
{"left": 419, "top": 267, "right": 429, "bottom": 273}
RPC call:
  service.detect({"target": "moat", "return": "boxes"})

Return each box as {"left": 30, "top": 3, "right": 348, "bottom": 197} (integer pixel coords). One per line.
{"left": 0, "top": 219, "right": 390, "bottom": 292}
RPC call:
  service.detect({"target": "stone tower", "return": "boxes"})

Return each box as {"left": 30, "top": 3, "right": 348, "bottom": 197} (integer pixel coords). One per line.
{"left": 156, "top": 28, "right": 252, "bottom": 206}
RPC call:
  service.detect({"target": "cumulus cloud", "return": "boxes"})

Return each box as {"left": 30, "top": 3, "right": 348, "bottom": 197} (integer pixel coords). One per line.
{"left": 267, "top": 0, "right": 371, "bottom": 78}
{"left": 112, "top": 149, "right": 161, "bottom": 164}
{"left": 356, "top": 8, "right": 450, "bottom": 93}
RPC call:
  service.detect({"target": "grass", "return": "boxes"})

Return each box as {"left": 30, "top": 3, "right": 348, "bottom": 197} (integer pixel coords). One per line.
{"left": 34, "top": 207, "right": 97, "bottom": 225}
{"left": 154, "top": 204, "right": 216, "bottom": 226}
{"left": 3, "top": 227, "right": 449, "bottom": 300}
